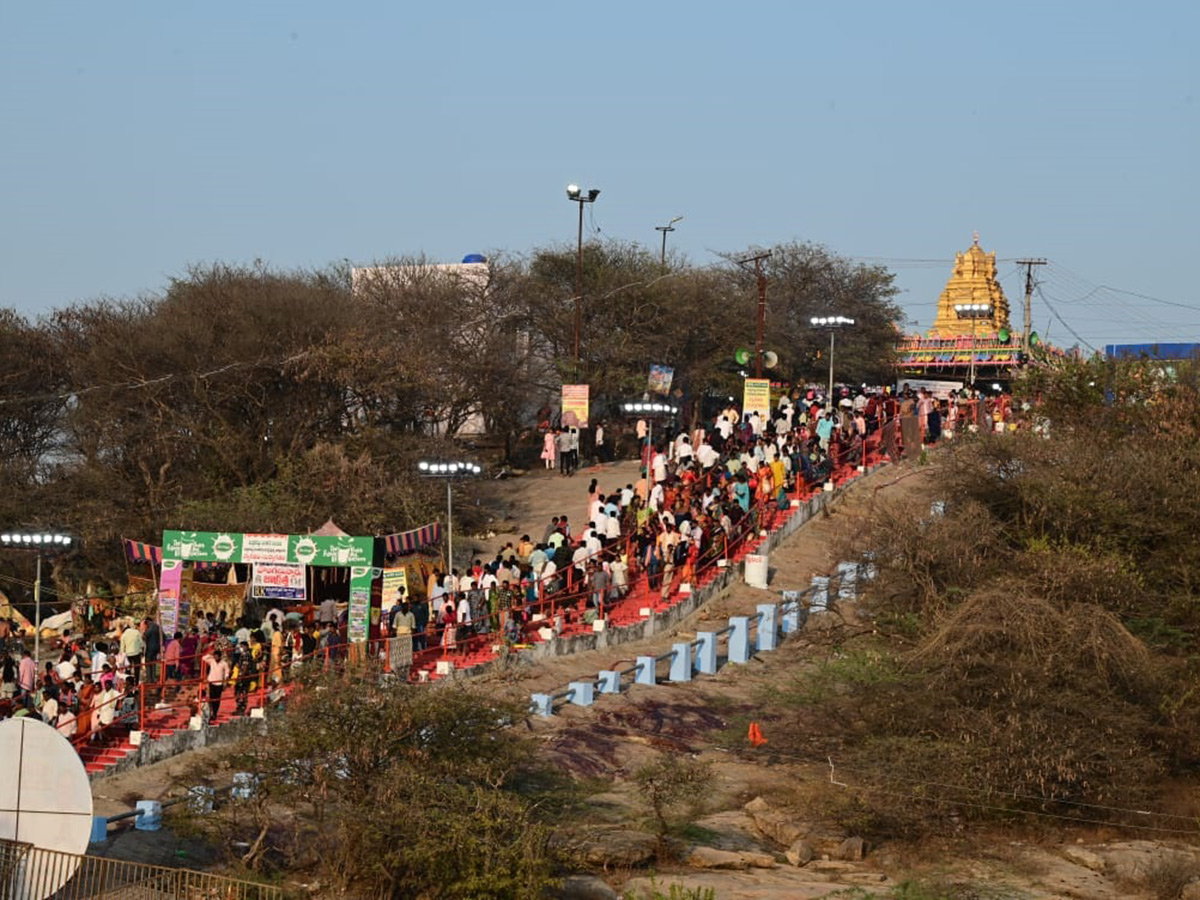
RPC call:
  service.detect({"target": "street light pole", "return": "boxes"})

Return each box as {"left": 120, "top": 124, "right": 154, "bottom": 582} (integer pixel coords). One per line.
{"left": 828, "top": 330, "right": 836, "bottom": 402}
{"left": 33, "top": 553, "right": 41, "bottom": 667}
{"left": 445, "top": 479, "right": 454, "bottom": 576}
{"left": 655, "top": 216, "right": 683, "bottom": 270}
{"left": 622, "top": 401, "right": 679, "bottom": 486}
{"left": 566, "top": 185, "right": 601, "bottom": 368}
{"left": 954, "top": 303, "right": 993, "bottom": 389}
{"left": 1, "top": 531, "right": 77, "bottom": 667}
{"left": 417, "top": 460, "right": 483, "bottom": 572}
{"left": 810, "top": 316, "right": 856, "bottom": 403}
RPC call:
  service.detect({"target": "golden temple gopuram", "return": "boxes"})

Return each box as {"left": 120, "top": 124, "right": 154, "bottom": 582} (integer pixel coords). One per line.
{"left": 895, "top": 234, "right": 1056, "bottom": 382}
{"left": 927, "top": 233, "right": 1011, "bottom": 338}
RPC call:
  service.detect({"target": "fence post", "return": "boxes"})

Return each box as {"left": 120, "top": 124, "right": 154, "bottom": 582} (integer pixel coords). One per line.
{"left": 635, "top": 655, "right": 656, "bottom": 686}
{"left": 695, "top": 632, "right": 717, "bottom": 675}
{"left": 568, "top": 681, "right": 595, "bottom": 707}
{"left": 598, "top": 670, "right": 621, "bottom": 694}
{"left": 756, "top": 604, "right": 779, "bottom": 652}
{"left": 780, "top": 592, "right": 802, "bottom": 634}
{"left": 728, "top": 616, "right": 751, "bottom": 664}
{"left": 837, "top": 561, "right": 859, "bottom": 600}
{"left": 531, "top": 693, "right": 554, "bottom": 717}
{"left": 810, "top": 576, "right": 830, "bottom": 612}
{"left": 668, "top": 643, "right": 692, "bottom": 682}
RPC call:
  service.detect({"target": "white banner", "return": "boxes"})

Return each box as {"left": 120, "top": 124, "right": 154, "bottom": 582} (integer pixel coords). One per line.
{"left": 251, "top": 562, "right": 307, "bottom": 601}
{"left": 241, "top": 533, "right": 291, "bottom": 564}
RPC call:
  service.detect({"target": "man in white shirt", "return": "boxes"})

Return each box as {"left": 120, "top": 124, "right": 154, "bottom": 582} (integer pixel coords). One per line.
{"left": 675, "top": 434, "right": 694, "bottom": 463}
{"left": 649, "top": 482, "right": 665, "bottom": 511}
{"left": 604, "top": 514, "right": 621, "bottom": 541}
{"left": 90, "top": 645, "right": 109, "bottom": 684}
{"left": 716, "top": 415, "right": 733, "bottom": 442}
{"left": 429, "top": 581, "right": 446, "bottom": 620}
{"left": 41, "top": 693, "right": 59, "bottom": 727}
{"left": 572, "top": 544, "right": 590, "bottom": 575}
{"left": 651, "top": 451, "right": 667, "bottom": 485}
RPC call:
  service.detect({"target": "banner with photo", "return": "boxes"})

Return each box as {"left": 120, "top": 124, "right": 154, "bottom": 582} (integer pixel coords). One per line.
{"left": 647, "top": 364, "right": 674, "bottom": 396}
{"left": 381, "top": 568, "right": 409, "bottom": 609}
{"left": 561, "top": 384, "right": 590, "bottom": 428}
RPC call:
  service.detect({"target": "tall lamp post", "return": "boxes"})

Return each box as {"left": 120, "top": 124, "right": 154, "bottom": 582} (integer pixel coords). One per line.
{"left": 954, "top": 303, "right": 993, "bottom": 387}
{"left": 566, "top": 184, "right": 601, "bottom": 368}
{"left": 655, "top": 216, "right": 683, "bottom": 269}
{"left": 810, "top": 316, "right": 855, "bottom": 402}
{"left": 621, "top": 401, "right": 679, "bottom": 483}
{"left": 417, "top": 460, "right": 482, "bottom": 572}
{"left": 1, "top": 531, "right": 77, "bottom": 666}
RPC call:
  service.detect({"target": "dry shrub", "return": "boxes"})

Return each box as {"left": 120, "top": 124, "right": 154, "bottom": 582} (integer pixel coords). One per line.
{"left": 855, "top": 496, "right": 1011, "bottom": 623}
{"left": 1139, "top": 853, "right": 1200, "bottom": 900}
{"left": 910, "top": 588, "right": 1154, "bottom": 695}
{"left": 770, "top": 587, "right": 1170, "bottom": 833}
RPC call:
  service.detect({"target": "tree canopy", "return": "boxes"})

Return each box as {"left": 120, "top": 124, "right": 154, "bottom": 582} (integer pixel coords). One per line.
{"left": 0, "top": 239, "right": 903, "bottom": 597}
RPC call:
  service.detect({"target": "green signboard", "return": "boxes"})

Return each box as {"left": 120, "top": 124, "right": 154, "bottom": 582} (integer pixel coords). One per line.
{"left": 161, "top": 530, "right": 376, "bottom": 642}
{"left": 162, "top": 531, "right": 373, "bottom": 567}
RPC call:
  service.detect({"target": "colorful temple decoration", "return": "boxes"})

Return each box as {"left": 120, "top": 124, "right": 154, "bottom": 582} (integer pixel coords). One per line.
{"left": 897, "top": 234, "right": 1037, "bottom": 377}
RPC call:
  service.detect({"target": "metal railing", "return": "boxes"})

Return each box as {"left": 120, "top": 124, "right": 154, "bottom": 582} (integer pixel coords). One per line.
{"left": 0, "top": 838, "right": 281, "bottom": 900}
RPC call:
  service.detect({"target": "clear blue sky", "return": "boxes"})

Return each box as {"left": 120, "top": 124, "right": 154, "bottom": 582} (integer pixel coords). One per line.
{"left": 1, "top": 1, "right": 1196, "bottom": 351}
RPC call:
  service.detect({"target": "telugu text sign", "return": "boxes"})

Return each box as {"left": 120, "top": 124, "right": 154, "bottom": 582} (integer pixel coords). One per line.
{"left": 251, "top": 563, "right": 307, "bottom": 601}
{"left": 742, "top": 378, "right": 771, "bottom": 419}
{"left": 241, "top": 533, "right": 291, "bottom": 564}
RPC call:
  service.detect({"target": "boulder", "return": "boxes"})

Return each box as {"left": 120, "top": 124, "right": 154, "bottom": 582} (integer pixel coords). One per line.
{"left": 744, "top": 796, "right": 771, "bottom": 814}
{"left": 834, "top": 837, "right": 865, "bottom": 861}
{"left": 807, "top": 860, "right": 858, "bottom": 874}
{"left": 785, "top": 839, "right": 815, "bottom": 867}
{"left": 557, "top": 874, "right": 618, "bottom": 900}
{"left": 742, "top": 797, "right": 808, "bottom": 848}
{"left": 1061, "top": 846, "right": 1106, "bottom": 873}
{"left": 686, "top": 847, "right": 777, "bottom": 870}
{"left": 1096, "top": 841, "right": 1189, "bottom": 881}
{"left": 577, "top": 830, "right": 659, "bottom": 868}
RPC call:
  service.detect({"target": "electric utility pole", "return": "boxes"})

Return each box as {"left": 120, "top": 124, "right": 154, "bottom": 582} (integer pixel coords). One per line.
{"left": 737, "top": 251, "right": 772, "bottom": 377}
{"left": 1015, "top": 258, "right": 1047, "bottom": 353}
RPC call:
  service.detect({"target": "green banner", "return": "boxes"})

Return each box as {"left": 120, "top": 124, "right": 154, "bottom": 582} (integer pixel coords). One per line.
{"left": 163, "top": 530, "right": 373, "bottom": 567}
{"left": 162, "top": 530, "right": 376, "bottom": 642}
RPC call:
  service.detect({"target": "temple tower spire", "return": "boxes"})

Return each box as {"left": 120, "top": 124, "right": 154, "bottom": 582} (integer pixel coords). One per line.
{"left": 928, "top": 235, "right": 1011, "bottom": 337}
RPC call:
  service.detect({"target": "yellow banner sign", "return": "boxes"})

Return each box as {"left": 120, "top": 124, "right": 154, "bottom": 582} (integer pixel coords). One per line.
{"left": 742, "top": 378, "right": 771, "bottom": 419}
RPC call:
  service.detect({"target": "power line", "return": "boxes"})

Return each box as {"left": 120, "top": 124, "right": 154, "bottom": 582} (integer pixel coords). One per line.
{"left": 1035, "top": 285, "right": 1097, "bottom": 353}
{"left": 0, "top": 351, "right": 313, "bottom": 409}
{"left": 820, "top": 756, "right": 1200, "bottom": 834}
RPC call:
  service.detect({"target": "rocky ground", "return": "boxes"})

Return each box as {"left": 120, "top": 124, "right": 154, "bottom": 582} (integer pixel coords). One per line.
{"left": 476, "top": 457, "right": 1200, "bottom": 899}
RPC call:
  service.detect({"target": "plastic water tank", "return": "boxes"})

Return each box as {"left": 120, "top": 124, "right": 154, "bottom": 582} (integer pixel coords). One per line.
{"left": 744, "top": 553, "right": 769, "bottom": 589}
